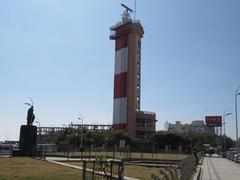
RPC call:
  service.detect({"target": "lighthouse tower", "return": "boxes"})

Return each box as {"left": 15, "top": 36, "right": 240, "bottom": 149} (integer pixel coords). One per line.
{"left": 110, "top": 4, "right": 156, "bottom": 139}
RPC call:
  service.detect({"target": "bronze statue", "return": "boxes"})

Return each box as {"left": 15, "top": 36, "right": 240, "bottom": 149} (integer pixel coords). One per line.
{"left": 25, "top": 98, "right": 35, "bottom": 126}
{"left": 27, "top": 106, "right": 35, "bottom": 125}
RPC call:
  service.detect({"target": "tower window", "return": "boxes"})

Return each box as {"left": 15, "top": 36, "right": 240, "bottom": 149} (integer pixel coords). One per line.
{"left": 137, "top": 74, "right": 140, "bottom": 79}
{"left": 137, "top": 96, "right": 140, "bottom": 101}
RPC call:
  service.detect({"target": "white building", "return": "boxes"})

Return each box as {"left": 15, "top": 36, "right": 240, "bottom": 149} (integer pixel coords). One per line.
{"left": 167, "top": 120, "right": 206, "bottom": 134}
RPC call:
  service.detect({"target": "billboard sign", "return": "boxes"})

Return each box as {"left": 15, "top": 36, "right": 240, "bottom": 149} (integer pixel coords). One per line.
{"left": 205, "top": 116, "right": 222, "bottom": 127}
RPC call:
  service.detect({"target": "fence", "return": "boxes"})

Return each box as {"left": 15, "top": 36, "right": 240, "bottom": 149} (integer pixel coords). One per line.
{"left": 37, "top": 145, "right": 199, "bottom": 180}
{"left": 41, "top": 145, "right": 187, "bottom": 163}
{"left": 151, "top": 166, "right": 179, "bottom": 180}
{"left": 151, "top": 153, "right": 201, "bottom": 180}
{"left": 178, "top": 155, "right": 196, "bottom": 180}
{"left": 0, "top": 144, "right": 12, "bottom": 156}
{"left": 82, "top": 160, "right": 124, "bottom": 180}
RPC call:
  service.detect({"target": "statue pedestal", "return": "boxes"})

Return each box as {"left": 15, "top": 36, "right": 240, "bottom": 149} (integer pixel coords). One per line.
{"left": 19, "top": 125, "right": 37, "bottom": 150}
{"left": 12, "top": 125, "right": 38, "bottom": 156}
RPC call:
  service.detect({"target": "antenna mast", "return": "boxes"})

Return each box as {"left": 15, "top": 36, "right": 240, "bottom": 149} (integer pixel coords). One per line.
{"left": 134, "top": 0, "right": 137, "bottom": 19}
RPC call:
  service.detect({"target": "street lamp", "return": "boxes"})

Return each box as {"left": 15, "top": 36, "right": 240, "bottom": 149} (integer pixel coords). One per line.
{"left": 235, "top": 86, "right": 240, "bottom": 149}
{"left": 223, "top": 111, "right": 232, "bottom": 152}
{"left": 35, "top": 118, "right": 41, "bottom": 127}
{"left": 78, "top": 114, "right": 84, "bottom": 151}
{"left": 75, "top": 133, "right": 78, "bottom": 151}
{"left": 34, "top": 118, "right": 41, "bottom": 144}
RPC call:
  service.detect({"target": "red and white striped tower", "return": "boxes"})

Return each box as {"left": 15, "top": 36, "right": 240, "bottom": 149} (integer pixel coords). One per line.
{"left": 112, "top": 29, "right": 128, "bottom": 130}
{"left": 110, "top": 5, "right": 143, "bottom": 135}
{"left": 110, "top": 4, "right": 156, "bottom": 138}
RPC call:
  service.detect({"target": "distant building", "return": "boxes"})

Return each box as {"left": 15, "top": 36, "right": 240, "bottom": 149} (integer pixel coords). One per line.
{"left": 166, "top": 120, "right": 212, "bottom": 134}
{"left": 205, "top": 126, "right": 215, "bottom": 134}
{"left": 4, "top": 140, "right": 18, "bottom": 145}
{"left": 191, "top": 120, "right": 205, "bottom": 132}
{"left": 168, "top": 121, "right": 191, "bottom": 134}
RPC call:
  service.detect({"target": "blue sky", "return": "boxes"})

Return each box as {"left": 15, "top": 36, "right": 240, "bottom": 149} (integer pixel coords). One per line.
{"left": 0, "top": 0, "right": 239, "bottom": 141}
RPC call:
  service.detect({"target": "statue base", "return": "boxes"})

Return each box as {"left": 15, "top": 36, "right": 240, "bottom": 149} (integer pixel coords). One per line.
{"left": 12, "top": 125, "right": 38, "bottom": 157}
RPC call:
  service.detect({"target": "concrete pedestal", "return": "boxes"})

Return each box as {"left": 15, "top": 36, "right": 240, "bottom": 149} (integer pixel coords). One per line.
{"left": 12, "top": 125, "right": 38, "bottom": 156}
{"left": 19, "top": 125, "right": 37, "bottom": 150}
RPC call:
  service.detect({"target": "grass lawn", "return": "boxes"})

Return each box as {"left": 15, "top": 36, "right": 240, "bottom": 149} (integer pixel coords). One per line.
{"left": 0, "top": 157, "right": 82, "bottom": 180}
{"left": 124, "top": 165, "right": 165, "bottom": 180}
{"left": 68, "top": 161, "right": 165, "bottom": 180}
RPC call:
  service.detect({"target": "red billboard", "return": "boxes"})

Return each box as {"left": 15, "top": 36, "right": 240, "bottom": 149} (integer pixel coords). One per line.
{"left": 205, "top": 116, "right": 222, "bottom": 127}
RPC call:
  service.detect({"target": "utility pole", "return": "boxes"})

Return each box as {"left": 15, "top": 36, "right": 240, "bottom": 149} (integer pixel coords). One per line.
{"left": 235, "top": 86, "right": 240, "bottom": 150}
{"left": 78, "top": 114, "right": 84, "bottom": 151}
{"left": 223, "top": 111, "right": 232, "bottom": 152}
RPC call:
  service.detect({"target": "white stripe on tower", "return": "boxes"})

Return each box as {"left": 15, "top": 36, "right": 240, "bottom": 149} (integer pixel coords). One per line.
{"left": 115, "top": 48, "right": 128, "bottom": 74}
{"left": 113, "top": 35, "right": 128, "bottom": 130}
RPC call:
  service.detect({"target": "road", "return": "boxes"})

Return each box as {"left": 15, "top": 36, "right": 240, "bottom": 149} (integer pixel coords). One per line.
{"left": 201, "top": 156, "right": 240, "bottom": 180}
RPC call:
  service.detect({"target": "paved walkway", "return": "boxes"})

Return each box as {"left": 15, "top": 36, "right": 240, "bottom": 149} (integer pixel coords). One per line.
{"left": 0, "top": 155, "right": 10, "bottom": 158}
{"left": 201, "top": 156, "right": 240, "bottom": 180}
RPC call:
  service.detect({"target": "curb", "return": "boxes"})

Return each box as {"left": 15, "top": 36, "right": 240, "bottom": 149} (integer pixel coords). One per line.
{"left": 193, "top": 156, "right": 204, "bottom": 180}
{"left": 196, "top": 167, "right": 202, "bottom": 180}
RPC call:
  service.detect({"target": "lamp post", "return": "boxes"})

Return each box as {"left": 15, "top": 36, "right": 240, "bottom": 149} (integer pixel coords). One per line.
{"left": 34, "top": 118, "right": 41, "bottom": 144}
{"left": 35, "top": 118, "right": 41, "bottom": 128}
{"left": 78, "top": 114, "right": 84, "bottom": 151}
{"left": 223, "top": 111, "right": 232, "bottom": 152}
{"left": 235, "top": 86, "right": 240, "bottom": 150}
{"left": 75, "top": 133, "right": 78, "bottom": 151}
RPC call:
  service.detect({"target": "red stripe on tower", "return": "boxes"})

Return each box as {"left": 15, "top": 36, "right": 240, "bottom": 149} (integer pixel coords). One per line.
{"left": 113, "top": 34, "right": 128, "bottom": 130}
{"left": 115, "top": 35, "right": 128, "bottom": 51}
{"left": 114, "top": 72, "right": 127, "bottom": 98}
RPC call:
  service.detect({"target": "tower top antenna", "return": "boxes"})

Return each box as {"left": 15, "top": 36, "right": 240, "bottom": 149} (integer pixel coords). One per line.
{"left": 121, "top": 3, "right": 133, "bottom": 22}
{"left": 121, "top": 3, "right": 133, "bottom": 13}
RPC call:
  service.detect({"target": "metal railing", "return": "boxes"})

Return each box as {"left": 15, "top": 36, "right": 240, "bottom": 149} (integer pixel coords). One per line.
{"left": 151, "top": 166, "right": 179, "bottom": 180}
{"left": 178, "top": 155, "right": 196, "bottom": 180}
{"left": 151, "top": 153, "right": 200, "bottom": 180}
{"left": 42, "top": 145, "right": 186, "bottom": 163}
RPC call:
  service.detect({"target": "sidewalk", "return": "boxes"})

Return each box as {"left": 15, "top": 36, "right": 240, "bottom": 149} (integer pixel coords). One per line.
{"left": 201, "top": 156, "right": 240, "bottom": 180}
